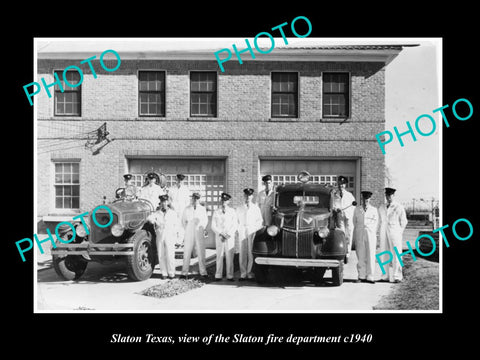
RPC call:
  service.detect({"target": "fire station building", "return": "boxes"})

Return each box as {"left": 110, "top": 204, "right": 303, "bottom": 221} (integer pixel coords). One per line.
{"left": 36, "top": 40, "right": 405, "bottom": 246}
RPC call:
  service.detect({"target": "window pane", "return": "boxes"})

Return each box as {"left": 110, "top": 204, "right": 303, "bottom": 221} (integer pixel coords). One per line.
{"left": 72, "top": 185, "right": 79, "bottom": 196}
{"left": 64, "top": 186, "right": 72, "bottom": 196}
{"left": 72, "top": 197, "right": 80, "bottom": 208}
{"left": 191, "top": 103, "right": 200, "bottom": 115}
{"left": 64, "top": 197, "right": 72, "bottom": 209}
{"left": 56, "top": 197, "right": 63, "bottom": 208}
{"left": 65, "top": 71, "right": 80, "bottom": 87}
{"left": 55, "top": 186, "right": 62, "bottom": 196}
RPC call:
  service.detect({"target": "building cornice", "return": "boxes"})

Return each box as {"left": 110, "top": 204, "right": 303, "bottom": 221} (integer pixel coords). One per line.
{"left": 38, "top": 45, "right": 417, "bottom": 65}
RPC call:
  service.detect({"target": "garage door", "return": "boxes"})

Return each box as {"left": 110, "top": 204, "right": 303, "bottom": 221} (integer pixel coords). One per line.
{"left": 128, "top": 158, "right": 225, "bottom": 216}
{"left": 259, "top": 159, "right": 357, "bottom": 198}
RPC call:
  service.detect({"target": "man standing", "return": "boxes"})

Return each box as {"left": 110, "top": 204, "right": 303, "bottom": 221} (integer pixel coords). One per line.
{"left": 352, "top": 191, "right": 379, "bottom": 284}
{"left": 168, "top": 174, "right": 191, "bottom": 247}
{"left": 211, "top": 192, "right": 237, "bottom": 282}
{"left": 147, "top": 194, "right": 179, "bottom": 280}
{"left": 257, "top": 174, "right": 275, "bottom": 226}
{"left": 330, "top": 175, "right": 356, "bottom": 258}
{"left": 378, "top": 187, "right": 408, "bottom": 283}
{"left": 236, "top": 188, "right": 263, "bottom": 281}
{"left": 138, "top": 173, "right": 166, "bottom": 209}
{"left": 122, "top": 174, "right": 138, "bottom": 200}
{"left": 181, "top": 192, "right": 209, "bottom": 279}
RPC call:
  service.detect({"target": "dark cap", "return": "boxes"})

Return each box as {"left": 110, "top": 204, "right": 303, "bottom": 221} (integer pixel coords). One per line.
{"left": 176, "top": 174, "right": 186, "bottom": 181}
{"left": 220, "top": 192, "right": 232, "bottom": 201}
{"left": 385, "top": 187, "right": 396, "bottom": 195}
{"left": 243, "top": 188, "right": 254, "bottom": 196}
{"left": 159, "top": 194, "right": 169, "bottom": 202}
{"left": 361, "top": 191, "right": 373, "bottom": 199}
{"left": 337, "top": 176, "right": 348, "bottom": 185}
{"left": 147, "top": 172, "right": 156, "bottom": 179}
{"left": 262, "top": 174, "right": 272, "bottom": 182}
{"left": 123, "top": 174, "right": 133, "bottom": 181}
{"left": 192, "top": 192, "right": 201, "bottom": 200}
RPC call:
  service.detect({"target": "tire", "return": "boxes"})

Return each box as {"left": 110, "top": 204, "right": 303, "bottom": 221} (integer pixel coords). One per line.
{"left": 52, "top": 229, "right": 88, "bottom": 280}
{"left": 53, "top": 255, "right": 88, "bottom": 280}
{"left": 126, "top": 230, "right": 155, "bottom": 281}
{"left": 331, "top": 260, "right": 344, "bottom": 286}
{"left": 253, "top": 263, "right": 268, "bottom": 284}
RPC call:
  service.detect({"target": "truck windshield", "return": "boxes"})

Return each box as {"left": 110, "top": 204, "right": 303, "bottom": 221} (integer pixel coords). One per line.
{"left": 278, "top": 191, "right": 330, "bottom": 209}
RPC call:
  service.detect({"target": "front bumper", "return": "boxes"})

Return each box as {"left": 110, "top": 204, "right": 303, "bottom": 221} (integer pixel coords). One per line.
{"left": 51, "top": 242, "right": 134, "bottom": 257}
{"left": 254, "top": 257, "right": 340, "bottom": 268}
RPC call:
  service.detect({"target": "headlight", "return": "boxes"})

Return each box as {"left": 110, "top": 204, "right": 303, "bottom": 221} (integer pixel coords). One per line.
{"left": 111, "top": 224, "right": 125, "bottom": 237}
{"left": 317, "top": 227, "right": 329, "bottom": 238}
{"left": 76, "top": 223, "right": 89, "bottom": 237}
{"left": 267, "top": 225, "right": 279, "bottom": 237}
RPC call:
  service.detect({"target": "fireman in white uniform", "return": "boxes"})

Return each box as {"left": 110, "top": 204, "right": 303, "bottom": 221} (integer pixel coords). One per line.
{"left": 330, "top": 175, "right": 356, "bottom": 258}
{"left": 181, "top": 192, "right": 209, "bottom": 279}
{"left": 352, "top": 191, "right": 379, "bottom": 284}
{"left": 236, "top": 188, "right": 263, "bottom": 281}
{"left": 211, "top": 192, "right": 237, "bottom": 281}
{"left": 168, "top": 174, "right": 191, "bottom": 247}
{"left": 378, "top": 187, "right": 408, "bottom": 283}
{"left": 257, "top": 174, "right": 275, "bottom": 226}
{"left": 138, "top": 173, "right": 166, "bottom": 210}
{"left": 147, "top": 194, "right": 179, "bottom": 279}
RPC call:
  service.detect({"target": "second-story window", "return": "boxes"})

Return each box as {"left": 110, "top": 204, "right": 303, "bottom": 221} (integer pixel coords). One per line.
{"left": 139, "top": 71, "right": 166, "bottom": 116}
{"left": 55, "top": 70, "right": 81, "bottom": 116}
{"left": 190, "top": 72, "right": 217, "bottom": 117}
{"left": 323, "top": 73, "right": 350, "bottom": 118}
{"left": 271, "top": 72, "right": 298, "bottom": 118}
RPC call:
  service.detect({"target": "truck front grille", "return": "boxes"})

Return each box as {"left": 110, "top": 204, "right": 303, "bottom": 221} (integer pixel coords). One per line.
{"left": 282, "top": 229, "right": 313, "bottom": 258}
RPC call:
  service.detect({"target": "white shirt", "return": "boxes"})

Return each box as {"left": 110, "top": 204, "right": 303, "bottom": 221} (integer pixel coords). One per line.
{"left": 211, "top": 206, "right": 238, "bottom": 238}
{"left": 168, "top": 184, "right": 191, "bottom": 215}
{"left": 353, "top": 205, "right": 379, "bottom": 232}
{"left": 379, "top": 201, "right": 408, "bottom": 230}
{"left": 138, "top": 183, "right": 166, "bottom": 209}
{"left": 182, "top": 204, "right": 208, "bottom": 230}
{"left": 147, "top": 208, "right": 179, "bottom": 233}
{"left": 236, "top": 202, "right": 263, "bottom": 237}
{"left": 330, "top": 188, "right": 356, "bottom": 220}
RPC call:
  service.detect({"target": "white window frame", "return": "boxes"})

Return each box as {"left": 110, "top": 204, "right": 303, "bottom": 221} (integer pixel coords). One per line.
{"left": 51, "top": 160, "right": 81, "bottom": 214}
{"left": 321, "top": 71, "right": 351, "bottom": 119}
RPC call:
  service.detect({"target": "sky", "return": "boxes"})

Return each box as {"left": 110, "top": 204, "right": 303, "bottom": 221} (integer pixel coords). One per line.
{"left": 37, "top": 37, "right": 441, "bottom": 205}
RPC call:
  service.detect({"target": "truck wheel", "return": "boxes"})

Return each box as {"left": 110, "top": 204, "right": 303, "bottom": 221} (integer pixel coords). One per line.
{"left": 331, "top": 260, "right": 344, "bottom": 286}
{"left": 126, "top": 230, "right": 155, "bottom": 281}
{"left": 253, "top": 263, "right": 268, "bottom": 284}
{"left": 53, "top": 255, "right": 88, "bottom": 281}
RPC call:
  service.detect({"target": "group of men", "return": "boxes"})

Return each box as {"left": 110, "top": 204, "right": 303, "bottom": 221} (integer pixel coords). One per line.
{"left": 121, "top": 172, "right": 408, "bottom": 284}
{"left": 120, "top": 172, "right": 273, "bottom": 281}
{"left": 332, "top": 176, "right": 408, "bottom": 284}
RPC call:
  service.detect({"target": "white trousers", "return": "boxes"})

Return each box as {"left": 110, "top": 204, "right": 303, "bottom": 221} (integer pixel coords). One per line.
{"left": 175, "top": 212, "right": 186, "bottom": 245}
{"left": 182, "top": 229, "right": 206, "bottom": 275}
{"left": 239, "top": 232, "right": 255, "bottom": 279}
{"left": 155, "top": 230, "right": 176, "bottom": 277}
{"left": 215, "top": 235, "right": 235, "bottom": 279}
{"left": 355, "top": 229, "right": 376, "bottom": 281}
{"left": 382, "top": 226, "right": 404, "bottom": 281}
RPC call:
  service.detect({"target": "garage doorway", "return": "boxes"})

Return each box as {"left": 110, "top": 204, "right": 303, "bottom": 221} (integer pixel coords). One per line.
{"left": 259, "top": 159, "right": 358, "bottom": 198}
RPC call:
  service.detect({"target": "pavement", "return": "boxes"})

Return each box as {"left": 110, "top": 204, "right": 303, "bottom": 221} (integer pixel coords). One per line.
{"left": 35, "top": 226, "right": 430, "bottom": 312}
